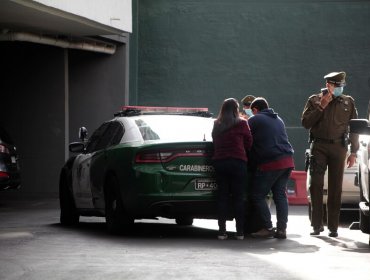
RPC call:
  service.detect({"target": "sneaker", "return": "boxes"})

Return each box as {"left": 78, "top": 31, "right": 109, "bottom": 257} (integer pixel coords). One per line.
{"left": 328, "top": 231, "right": 338, "bottom": 237}
{"left": 274, "top": 229, "right": 287, "bottom": 239}
{"left": 217, "top": 232, "right": 228, "bottom": 240}
{"left": 235, "top": 233, "right": 244, "bottom": 240}
{"left": 251, "top": 228, "right": 275, "bottom": 238}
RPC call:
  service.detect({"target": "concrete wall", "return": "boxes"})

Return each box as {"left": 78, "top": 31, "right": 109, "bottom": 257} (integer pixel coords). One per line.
{"left": 35, "top": 0, "right": 132, "bottom": 32}
{"left": 69, "top": 45, "right": 127, "bottom": 143}
{"left": 0, "top": 41, "right": 127, "bottom": 196}
{"left": 0, "top": 42, "right": 65, "bottom": 196}
{"left": 134, "top": 0, "right": 370, "bottom": 170}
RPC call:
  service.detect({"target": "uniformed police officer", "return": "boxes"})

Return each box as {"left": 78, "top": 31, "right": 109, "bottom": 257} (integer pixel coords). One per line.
{"left": 301, "top": 71, "right": 359, "bottom": 237}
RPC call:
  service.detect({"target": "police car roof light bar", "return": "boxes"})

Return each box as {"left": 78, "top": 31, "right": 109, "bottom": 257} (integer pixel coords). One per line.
{"left": 121, "top": 106, "right": 209, "bottom": 112}
{"left": 114, "top": 106, "right": 212, "bottom": 117}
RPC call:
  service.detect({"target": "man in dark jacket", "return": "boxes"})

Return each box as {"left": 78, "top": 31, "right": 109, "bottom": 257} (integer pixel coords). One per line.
{"left": 248, "top": 97, "right": 295, "bottom": 239}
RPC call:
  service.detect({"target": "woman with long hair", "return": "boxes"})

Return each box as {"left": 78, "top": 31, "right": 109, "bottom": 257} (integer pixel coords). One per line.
{"left": 212, "top": 98, "right": 253, "bottom": 240}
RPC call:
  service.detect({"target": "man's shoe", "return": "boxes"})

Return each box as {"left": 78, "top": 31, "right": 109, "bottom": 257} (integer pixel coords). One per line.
{"left": 274, "top": 229, "right": 287, "bottom": 239}
{"left": 310, "top": 229, "right": 320, "bottom": 236}
{"left": 328, "top": 231, "right": 338, "bottom": 237}
{"left": 310, "top": 226, "right": 324, "bottom": 236}
{"left": 251, "top": 228, "right": 275, "bottom": 238}
{"left": 217, "top": 231, "right": 228, "bottom": 240}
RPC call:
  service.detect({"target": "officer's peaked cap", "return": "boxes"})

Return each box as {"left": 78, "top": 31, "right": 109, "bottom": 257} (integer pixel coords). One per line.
{"left": 324, "top": 71, "right": 346, "bottom": 87}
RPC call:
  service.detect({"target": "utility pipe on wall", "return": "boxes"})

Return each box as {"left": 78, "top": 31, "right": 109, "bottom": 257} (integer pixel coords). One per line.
{"left": 0, "top": 31, "right": 116, "bottom": 54}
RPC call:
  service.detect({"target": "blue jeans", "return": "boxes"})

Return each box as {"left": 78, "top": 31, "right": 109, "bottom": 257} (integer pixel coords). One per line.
{"left": 213, "top": 158, "right": 247, "bottom": 234}
{"left": 251, "top": 168, "right": 292, "bottom": 231}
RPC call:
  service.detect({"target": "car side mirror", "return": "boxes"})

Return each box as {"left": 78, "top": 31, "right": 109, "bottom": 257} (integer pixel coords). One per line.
{"left": 78, "top": 127, "right": 88, "bottom": 142}
{"left": 349, "top": 119, "right": 370, "bottom": 135}
{"left": 69, "top": 142, "right": 85, "bottom": 153}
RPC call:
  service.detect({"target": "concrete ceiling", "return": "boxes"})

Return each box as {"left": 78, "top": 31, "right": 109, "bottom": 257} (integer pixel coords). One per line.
{"left": 0, "top": 0, "right": 124, "bottom": 37}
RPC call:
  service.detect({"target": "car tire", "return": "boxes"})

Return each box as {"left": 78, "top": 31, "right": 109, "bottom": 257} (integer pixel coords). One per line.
{"left": 105, "top": 175, "right": 134, "bottom": 234}
{"left": 175, "top": 217, "right": 194, "bottom": 226}
{"left": 359, "top": 208, "right": 370, "bottom": 233}
{"left": 59, "top": 170, "right": 79, "bottom": 226}
{"left": 359, "top": 175, "right": 370, "bottom": 233}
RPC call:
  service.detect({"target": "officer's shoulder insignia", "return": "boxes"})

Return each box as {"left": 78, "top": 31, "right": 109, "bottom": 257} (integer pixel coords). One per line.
{"left": 340, "top": 95, "right": 354, "bottom": 108}
{"left": 343, "top": 94, "right": 354, "bottom": 102}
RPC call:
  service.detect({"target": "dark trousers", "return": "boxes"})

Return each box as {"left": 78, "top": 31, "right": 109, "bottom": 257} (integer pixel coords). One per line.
{"left": 251, "top": 168, "right": 292, "bottom": 231}
{"left": 213, "top": 158, "right": 247, "bottom": 234}
{"left": 308, "top": 142, "right": 347, "bottom": 232}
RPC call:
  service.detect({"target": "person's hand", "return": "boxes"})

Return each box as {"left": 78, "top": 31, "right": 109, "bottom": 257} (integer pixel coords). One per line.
{"left": 347, "top": 154, "right": 356, "bottom": 168}
{"left": 239, "top": 112, "right": 249, "bottom": 120}
{"left": 319, "top": 92, "right": 333, "bottom": 110}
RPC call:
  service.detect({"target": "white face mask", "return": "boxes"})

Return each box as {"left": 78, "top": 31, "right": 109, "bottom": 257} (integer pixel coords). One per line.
{"left": 244, "top": 108, "right": 253, "bottom": 117}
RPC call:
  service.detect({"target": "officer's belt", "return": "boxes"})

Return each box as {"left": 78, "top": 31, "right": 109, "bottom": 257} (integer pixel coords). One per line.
{"left": 313, "top": 137, "right": 342, "bottom": 144}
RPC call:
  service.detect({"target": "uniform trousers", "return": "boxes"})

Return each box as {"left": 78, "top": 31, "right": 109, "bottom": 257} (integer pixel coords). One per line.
{"left": 309, "top": 142, "right": 347, "bottom": 232}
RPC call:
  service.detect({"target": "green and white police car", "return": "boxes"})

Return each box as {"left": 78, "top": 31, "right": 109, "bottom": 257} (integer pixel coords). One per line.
{"left": 59, "top": 106, "right": 235, "bottom": 233}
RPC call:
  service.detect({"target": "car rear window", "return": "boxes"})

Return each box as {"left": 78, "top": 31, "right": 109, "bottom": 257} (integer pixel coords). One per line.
{"left": 134, "top": 115, "right": 214, "bottom": 142}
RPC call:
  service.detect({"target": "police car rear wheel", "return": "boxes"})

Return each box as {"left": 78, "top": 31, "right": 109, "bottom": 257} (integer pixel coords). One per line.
{"left": 105, "top": 175, "right": 134, "bottom": 234}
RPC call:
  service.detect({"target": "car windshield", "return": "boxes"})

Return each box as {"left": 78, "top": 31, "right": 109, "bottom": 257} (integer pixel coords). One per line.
{"left": 134, "top": 115, "right": 214, "bottom": 142}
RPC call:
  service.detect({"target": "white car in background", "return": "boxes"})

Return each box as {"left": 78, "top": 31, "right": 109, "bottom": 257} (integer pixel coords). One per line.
{"left": 349, "top": 101, "right": 370, "bottom": 245}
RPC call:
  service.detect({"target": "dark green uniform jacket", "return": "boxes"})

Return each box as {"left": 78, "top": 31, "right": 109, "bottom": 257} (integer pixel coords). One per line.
{"left": 301, "top": 93, "right": 359, "bottom": 153}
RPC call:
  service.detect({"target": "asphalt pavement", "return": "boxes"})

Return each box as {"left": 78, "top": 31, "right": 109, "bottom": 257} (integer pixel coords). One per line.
{"left": 0, "top": 197, "right": 370, "bottom": 280}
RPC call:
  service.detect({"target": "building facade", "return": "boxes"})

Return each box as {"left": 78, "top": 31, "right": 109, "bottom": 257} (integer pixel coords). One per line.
{"left": 132, "top": 0, "right": 370, "bottom": 170}
{"left": 0, "top": 0, "right": 131, "bottom": 195}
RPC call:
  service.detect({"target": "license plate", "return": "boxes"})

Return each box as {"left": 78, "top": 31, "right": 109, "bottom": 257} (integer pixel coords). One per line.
{"left": 195, "top": 179, "right": 217, "bottom": 190}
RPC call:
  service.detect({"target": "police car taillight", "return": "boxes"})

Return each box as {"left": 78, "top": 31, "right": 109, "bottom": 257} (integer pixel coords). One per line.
{"left": 135, "top": 149, "right": 210, "bottom": 163}
{"left": 135, "top": 152, "right": 173, "bottom": 163}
